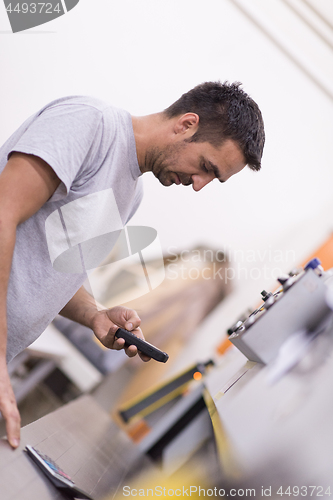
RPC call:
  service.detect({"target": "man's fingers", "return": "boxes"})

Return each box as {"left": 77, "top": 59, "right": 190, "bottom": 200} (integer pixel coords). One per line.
{"left": 125, "top": 322, "right": 134, "bottom": 331}
{"left": 124, "top": 310, "right": 141, "bottom": 331}
{"left": 100, "top": 306, "right": 149, "bottom": 362}
{"left": 113, "top": 329, "right": 141, "bottom": 354}
{"left": 124, "top": 345, "right": 150, "bottom": 361}
{"left": 106, "top": 306, "right": 141, "bottom": 331}
{"left": 0, "top": 368, "right": 21, "bottom": 449}
{"left": 113, "top": 337, "right": 125, "bottom": 350}
{"left": 113, "top": 328, "right": 150, "bottom": 361}
{"left": 138, "top": 352, "right": 151, "bottom": 363}
{"left": 6, "top": 408, "right": 21, "bottom": 449}
{"left": 124, "top": 344, "right": 138, "bottom": 358}
{"left": 1, "top": 398, "right": 21, "bottom": 448}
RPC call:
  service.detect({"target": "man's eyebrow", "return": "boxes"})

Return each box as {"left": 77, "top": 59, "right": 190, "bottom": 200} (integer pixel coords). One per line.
{"left": 208, "top": 161, "right": 225, "bottom": 183}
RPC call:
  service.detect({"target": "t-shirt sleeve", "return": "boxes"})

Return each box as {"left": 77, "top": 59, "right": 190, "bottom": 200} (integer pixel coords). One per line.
{"left": 8, "top": 103, "right": 103, "bottom": 201}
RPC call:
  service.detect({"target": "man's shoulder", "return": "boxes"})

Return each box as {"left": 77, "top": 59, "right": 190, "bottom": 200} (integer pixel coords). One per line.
{"left": 35, "top": 96, "right": 131, "bottom": 133}
{"left": 41, "top": 95, "right": 124, "bottom": 117}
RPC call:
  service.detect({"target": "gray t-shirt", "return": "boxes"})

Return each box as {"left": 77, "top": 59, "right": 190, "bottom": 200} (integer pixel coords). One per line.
{"left": 0, "top": 96, "right": 143, "bottom": 362}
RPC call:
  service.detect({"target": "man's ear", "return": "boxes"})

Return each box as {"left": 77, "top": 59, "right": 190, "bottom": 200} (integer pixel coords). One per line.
{"left": 174, "top": 113, "right": 199, "bottom": 136}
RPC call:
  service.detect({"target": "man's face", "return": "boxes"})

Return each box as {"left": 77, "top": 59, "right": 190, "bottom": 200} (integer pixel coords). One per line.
{"left": 147, "top": 138, "right": 246, "bottom": 191}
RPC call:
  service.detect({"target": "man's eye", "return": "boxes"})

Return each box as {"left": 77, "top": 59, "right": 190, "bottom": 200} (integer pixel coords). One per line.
{"left": 202, "top": 163, "right": 209, "bottom": 173}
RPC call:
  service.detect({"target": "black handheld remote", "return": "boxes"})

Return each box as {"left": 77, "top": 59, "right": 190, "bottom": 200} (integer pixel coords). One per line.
{"left": 114, "top": 328, "right": 169, "bottom": 363}
{"left": 25, "top": 445, "right": 94, "bottom": 499}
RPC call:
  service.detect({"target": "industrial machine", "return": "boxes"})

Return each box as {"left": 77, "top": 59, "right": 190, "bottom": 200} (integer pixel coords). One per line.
{"left": 228, "top": 258, "right": 333, "bottom": 365}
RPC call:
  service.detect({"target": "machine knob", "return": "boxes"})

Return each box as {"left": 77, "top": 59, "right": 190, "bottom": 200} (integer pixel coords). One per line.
{"left": 261, "top": 290, "right": 273, "bottom": 301}
{"left": 304, "top": 258, "right": 323, "bottom": 276}
{"left": 304, "top": 258, "right": 322, "bottom": 271}
{"left": 227, "top": 320, "right": 243, "bottom": 336}
{"left": 277, "top": 274, "right": 290, "bottom": 285}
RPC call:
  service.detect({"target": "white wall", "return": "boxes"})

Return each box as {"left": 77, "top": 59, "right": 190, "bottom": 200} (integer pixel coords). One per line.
{"left": 1, "top": 0, "right": 333, "bottom": 289}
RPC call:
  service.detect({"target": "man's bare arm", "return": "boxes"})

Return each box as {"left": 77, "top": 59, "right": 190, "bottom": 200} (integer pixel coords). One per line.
{"left": 0, "top": 152, "right": 60, "bottom": 448}
{"left": 59, "top": 286, "right": 151, "bottom": 362}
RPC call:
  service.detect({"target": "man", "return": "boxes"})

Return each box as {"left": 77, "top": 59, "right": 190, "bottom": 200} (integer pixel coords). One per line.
{"left": 0, "top": 81, "right": 264, "bottom": 449}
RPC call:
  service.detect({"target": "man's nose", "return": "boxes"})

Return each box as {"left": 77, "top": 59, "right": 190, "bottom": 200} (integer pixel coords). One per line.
{"left": 191, "top": 173, "right": 214, "bottom": 192}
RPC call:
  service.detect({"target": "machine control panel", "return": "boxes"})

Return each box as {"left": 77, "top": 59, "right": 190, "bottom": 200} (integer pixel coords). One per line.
{"left": 228, "top": 259, "right": 332, "bottom": 364}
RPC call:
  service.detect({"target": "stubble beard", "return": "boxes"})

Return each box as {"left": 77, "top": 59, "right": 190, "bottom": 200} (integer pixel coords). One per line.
{"left": 144, "top": 142, "right": 189, "bottom": 186}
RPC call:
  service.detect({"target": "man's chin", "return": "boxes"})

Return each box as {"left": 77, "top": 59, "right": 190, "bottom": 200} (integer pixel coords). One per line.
{"left": 156, "top": 174, "right": 173, "bottom": 187}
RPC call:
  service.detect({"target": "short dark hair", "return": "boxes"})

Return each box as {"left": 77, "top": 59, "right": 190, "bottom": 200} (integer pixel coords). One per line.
{"left": 164, "top": 81, "right": 265, "bottom": 171}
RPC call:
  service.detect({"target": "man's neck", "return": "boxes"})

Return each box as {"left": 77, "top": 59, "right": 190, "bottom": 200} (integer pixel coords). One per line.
{"left": 131, "top": 113, "right": 170, "bottom": 174}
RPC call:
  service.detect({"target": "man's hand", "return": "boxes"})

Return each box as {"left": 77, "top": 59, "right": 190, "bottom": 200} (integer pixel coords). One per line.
{"left": 59, "top": 288, "right": 151, "bottom": 362}
{"left": 0, "top": 363, "right": 21, "bottom": 449}
{"left": 91, "top": 306, "right": 151, "bottom": 362}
